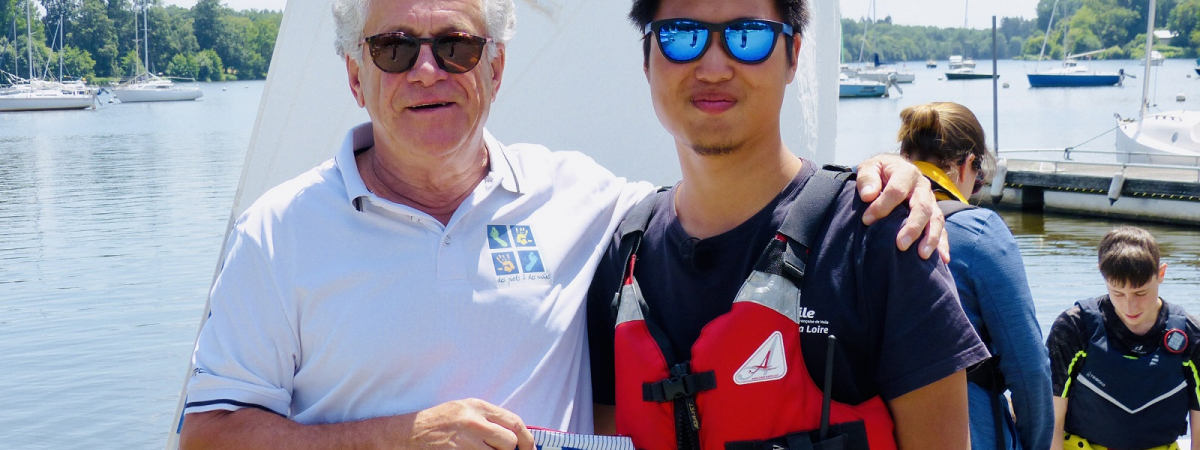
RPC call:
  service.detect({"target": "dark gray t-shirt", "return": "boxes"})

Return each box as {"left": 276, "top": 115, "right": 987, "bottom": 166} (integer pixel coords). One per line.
{"left": 588, "top": 161, "right": 988, "bottom": 406}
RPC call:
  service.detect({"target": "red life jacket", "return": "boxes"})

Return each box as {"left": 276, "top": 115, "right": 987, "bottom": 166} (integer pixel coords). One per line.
{"left": 609, "top": 169, "right": 897, "bottom": 450}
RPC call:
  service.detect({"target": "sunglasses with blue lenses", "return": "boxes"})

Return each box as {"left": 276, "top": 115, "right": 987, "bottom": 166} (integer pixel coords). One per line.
{"left": 645, "top": 18, "right": 794, "bottom": 64}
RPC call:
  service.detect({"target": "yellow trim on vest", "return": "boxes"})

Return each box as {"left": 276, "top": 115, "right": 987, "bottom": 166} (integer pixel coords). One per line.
{"left": 913, "top": 161, "right": 968, "bottom": 203}
{"left": 1064, "top": 433, "right": 1180, "bottom": 450}
{"left": 1062, "top": 350, "right": 1088, "bottom": 398}
{"left": 1185, "top": 360, "right": 1200, "bottom": 404}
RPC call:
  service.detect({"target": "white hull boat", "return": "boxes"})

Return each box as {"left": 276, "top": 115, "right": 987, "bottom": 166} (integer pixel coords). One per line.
{"left": 948, "top": 55, "right": 975, "bottom": 70}
{"left": 0, "top": 80, "right": 95, "bottom": 112}
{"left": 854, "top": 69, "right": 914, "bottom": 84}
{"left": 1117, "top": 111, "right": 1200, "bottom": 166}
{"left": 113, "top": 75, "right": 202, "bottom": 102}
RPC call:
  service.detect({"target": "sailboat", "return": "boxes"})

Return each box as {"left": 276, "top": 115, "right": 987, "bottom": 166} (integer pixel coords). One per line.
{"left": 944, "top": 1, "right": 991, "bottom": 79}
{"left": 163, "top": 0, "right": 844, "bottom": 448}
{"left": 112, "top": 4, "right": 201, "bottom": 103}
{"left": 0, "top": 0, "right": 96, "bottom": 112}
{"left": 1116, "top": 0, "right": 1200, "bottom": 165}
{"left": 853, "top": 54, "right": 914, "bottom": 84}
{"left": 1026, "top": 0, "right": 1125, "bottom": 88}
{"left": 845, "top": 1, "right": 915, "bottom": 84}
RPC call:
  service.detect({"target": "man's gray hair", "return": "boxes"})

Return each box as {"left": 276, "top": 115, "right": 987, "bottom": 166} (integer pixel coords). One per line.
{"left": 333, "top": 0, "right": 516, "bottom": 64}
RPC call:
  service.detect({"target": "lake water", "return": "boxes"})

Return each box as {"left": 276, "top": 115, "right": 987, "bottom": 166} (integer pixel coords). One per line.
{"left": 2, "top": 61, "right": 1199, "bottom": 449}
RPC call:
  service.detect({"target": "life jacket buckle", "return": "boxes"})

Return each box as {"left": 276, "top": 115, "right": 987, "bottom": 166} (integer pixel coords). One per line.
{"left": 642, "top": 362, "right": 717, "bottom": 403}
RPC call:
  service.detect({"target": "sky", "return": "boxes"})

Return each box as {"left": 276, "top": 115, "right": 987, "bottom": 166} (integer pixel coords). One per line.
{"left": 161, "top": 0, "right": 1044, "bottom": 29}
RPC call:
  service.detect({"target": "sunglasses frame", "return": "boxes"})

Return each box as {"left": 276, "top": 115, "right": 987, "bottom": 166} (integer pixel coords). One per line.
{"left": 644, "top": 18, "right": 794, "bottom": 65}
{"left": 363, "top": 31, "right": 490, "bottom": 74}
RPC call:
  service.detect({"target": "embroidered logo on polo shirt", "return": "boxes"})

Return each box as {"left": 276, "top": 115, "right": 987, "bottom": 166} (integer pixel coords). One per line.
{"left": 734, "top": 331, "right": 788, "bottom": 385}
{"left": 487, "top": 224, "right": 551, "bottom": 286}
{"left": 510, "top": 225, "right": 538, "bottom": 247}
{"left": 492, "top": 252, "right": 518, "bottom": 275}
{"left": 487, "top": 225, "right": 512, "bottom": 249}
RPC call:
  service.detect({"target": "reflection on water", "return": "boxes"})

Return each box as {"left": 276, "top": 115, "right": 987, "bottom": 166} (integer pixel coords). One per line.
{"left": 999, "top": 210, "right": 1200, "bottom": 337}
{"left": 0, "top": 82, "right": 260, "bottom": 449}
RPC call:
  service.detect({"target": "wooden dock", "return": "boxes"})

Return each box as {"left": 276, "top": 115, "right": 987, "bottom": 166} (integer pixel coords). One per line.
{"left": 979, "top": 159, "right": 1200, "bottom": 225}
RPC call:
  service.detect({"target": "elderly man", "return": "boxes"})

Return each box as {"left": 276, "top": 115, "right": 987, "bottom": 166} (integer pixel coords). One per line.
{"left": 178, "top": 0, "right": 946, "bottom": 448}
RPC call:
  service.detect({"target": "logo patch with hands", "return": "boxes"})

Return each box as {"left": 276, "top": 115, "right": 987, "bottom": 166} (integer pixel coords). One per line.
{"left": 492, "top": 252, "right": 518, "bottom": 275}
{"left": 486, "top": 224, "right": 551, "bottom": 286}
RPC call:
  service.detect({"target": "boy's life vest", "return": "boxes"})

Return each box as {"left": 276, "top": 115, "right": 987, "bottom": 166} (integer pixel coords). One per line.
{"left": 609, "top": 168, "right": 897, "bottom": 450}
{"left": 1063, "top": 297, "right": 1194, "bottom": 450}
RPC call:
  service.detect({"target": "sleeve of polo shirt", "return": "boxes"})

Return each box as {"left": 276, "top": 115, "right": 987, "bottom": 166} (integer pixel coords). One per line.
{"left": 183, "top": 225, "right": 298, "bottom": 417}
{"left": 864, "top": 204, "right": 990, "bottom": 401}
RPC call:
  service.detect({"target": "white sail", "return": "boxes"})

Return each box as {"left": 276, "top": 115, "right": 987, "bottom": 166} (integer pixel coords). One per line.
{"left": 165, "top": 0, "right": 840, "bottom": 447}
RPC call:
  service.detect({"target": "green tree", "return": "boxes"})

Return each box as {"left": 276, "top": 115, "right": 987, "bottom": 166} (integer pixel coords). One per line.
{"left": 191, "top": 0, "right": 223, "bottom": 50}
{"left": 1168, "top": 0, "right": 1200, "bottom": 49}
{"left": 72, "top": 0, "right": 119, "bottom": 77}
{"left": 165, "top": 51, "right": 195, "bottom": 78}
{"left": 118, "top": 48, "right": 140, "bottom": 74}
{"left": 59, "top": 43, "right": 94, "bottom": 79}
{"left": 194, "top": 47, "right": 221, "bottom": 81}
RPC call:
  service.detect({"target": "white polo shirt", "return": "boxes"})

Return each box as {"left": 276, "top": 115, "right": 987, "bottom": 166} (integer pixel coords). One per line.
{"left": 185, "top": 122, "right": 653, "bottom": 432}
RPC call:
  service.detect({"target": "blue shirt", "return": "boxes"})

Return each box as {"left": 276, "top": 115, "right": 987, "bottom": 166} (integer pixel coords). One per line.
{"left": 945, "top": 207, "right": 1053, "bottom": 450}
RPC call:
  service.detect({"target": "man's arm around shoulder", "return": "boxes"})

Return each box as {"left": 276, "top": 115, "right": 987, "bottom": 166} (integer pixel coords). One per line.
{"left": 181, "top": 399, "right": 535, "bottom": 450}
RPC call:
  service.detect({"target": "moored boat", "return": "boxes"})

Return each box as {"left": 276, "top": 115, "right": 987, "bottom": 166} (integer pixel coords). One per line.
{"left": 839, "top": 73, "right": 889, "bottom": 98}
{"left": 945, "top": 68, "right": 998, "bottom": 80}
{"left": 1026, "top": 58, "right": 1124, "bottom": 87}
{"left": 112, "top": 74, "right": 202, "bottom": 103}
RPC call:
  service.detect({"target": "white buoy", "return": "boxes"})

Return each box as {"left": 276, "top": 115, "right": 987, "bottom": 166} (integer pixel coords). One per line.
{"left": 222, "top": 87, "right": 227, "bottom": 91}
{"left": 1108, "top": 171, "right": 1126, "bottom": 205}
{"left": 990, "top": 158, "right": 1008, "bottom": 203}
{"left": 1177, "top": 93, "right": 1187, "bottom": 102}
{"left": 1003, "top": 82, "right": 1010, "bottom": 88}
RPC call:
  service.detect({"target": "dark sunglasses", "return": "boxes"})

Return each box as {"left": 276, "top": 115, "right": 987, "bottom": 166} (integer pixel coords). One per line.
{"left": 645, "top": 18, "right": 794, "bottom": 64}
{"left": 972, "top": 172, "right": 985, "bottom": 195}
{"left": 363, "top": 31, "right": 488, "bottom": 74}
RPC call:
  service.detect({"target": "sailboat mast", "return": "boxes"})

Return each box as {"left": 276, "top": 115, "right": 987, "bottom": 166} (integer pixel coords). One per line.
{"left": 1139, "top": 0, "right": 1157, "bottom": 124}
{"left": 143, "top": 3, "right": 149, "bottom": 75}
{"left": 26, "top": 0, "right": 32, "bottom": 79}
{"left": 1035, "top": 0, "right": 1060, "bottom": 72}
{"left": 58, "top": 16, "right": 63, "bottom": 80}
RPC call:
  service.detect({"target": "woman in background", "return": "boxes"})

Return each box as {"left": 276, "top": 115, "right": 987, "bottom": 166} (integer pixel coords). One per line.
{"left": 897, "top": 102, "right": 1053, "bottom": 450}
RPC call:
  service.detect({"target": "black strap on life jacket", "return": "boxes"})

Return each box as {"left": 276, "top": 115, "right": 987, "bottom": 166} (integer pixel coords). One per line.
{"left": 611, "top": 167, "right": 857, "bottom": 450}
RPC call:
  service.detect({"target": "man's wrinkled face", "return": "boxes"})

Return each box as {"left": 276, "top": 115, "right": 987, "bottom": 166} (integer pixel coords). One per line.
{"left": 348, "top": 0, "right": 504, "bottom": 157}
{"left": 645, "top": 0, "right": 798, "bottom": 156}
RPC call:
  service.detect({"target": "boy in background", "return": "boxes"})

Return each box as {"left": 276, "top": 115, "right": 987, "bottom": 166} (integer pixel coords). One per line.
{"left": 1048, "top": 226, "right": 1200, "bottom": 450}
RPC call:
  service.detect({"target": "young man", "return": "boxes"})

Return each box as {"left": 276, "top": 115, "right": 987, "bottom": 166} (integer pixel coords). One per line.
{"left": 1047, "top": 226, "right": 1200, "bottom": 450}
{"left": 587, "top": 0, "right": 988, "bottom": 449}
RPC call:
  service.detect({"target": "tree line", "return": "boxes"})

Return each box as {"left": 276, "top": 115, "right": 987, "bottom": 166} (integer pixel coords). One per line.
{"left": 844, "top": 0, "right": 1200, "bottom": 63}
{"left": 0, "top": 0, "right": 280, "bottom": 83}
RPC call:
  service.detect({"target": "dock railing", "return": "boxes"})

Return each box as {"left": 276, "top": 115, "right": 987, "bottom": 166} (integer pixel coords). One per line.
{"left": 998, "top": 148, "right": 1200, "bottom": 183}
